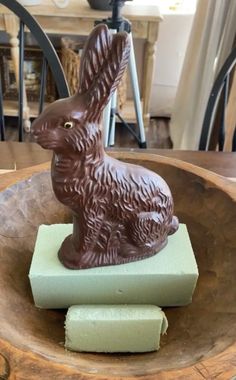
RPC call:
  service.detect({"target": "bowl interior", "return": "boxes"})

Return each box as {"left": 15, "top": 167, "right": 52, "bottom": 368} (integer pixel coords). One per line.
{"left": 0, "top": 157, "right": 236, "bottom": 377}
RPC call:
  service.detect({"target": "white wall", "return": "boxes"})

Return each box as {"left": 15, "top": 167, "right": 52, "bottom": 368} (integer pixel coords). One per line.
{"left": 127, "top": 0, "right": 196, "bottom": 116}
{"left": 150, "top": 12, "right": 195, "bottom": 116}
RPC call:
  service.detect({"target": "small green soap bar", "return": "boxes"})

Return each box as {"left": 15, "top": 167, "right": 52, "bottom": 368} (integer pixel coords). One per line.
{"left": 65, "top": 305, "right": 168, "bottom": 353}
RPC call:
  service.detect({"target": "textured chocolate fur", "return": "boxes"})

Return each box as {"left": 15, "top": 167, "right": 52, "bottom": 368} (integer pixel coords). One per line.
{"left": 32, "top": 24, "right": 178, "bottom": 269}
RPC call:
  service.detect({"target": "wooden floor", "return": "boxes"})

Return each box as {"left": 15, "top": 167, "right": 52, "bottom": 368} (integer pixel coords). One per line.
{"left": 3, "top": 116, "right": 172, "bottom": 149}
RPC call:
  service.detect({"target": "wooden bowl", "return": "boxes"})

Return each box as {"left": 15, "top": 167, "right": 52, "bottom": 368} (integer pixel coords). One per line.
{"left": 0, "top": 152, "right": 236, "bottom": 379}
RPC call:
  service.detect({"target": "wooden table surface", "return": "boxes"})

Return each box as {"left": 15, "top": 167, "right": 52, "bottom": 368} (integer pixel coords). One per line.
{"left": 0, "top": 141, "right": 236, "bottom": 179}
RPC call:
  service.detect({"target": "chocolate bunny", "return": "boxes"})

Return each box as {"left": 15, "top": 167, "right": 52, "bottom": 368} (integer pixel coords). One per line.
{"left": 32, "top": 24, "right": 179, "bottom": 269}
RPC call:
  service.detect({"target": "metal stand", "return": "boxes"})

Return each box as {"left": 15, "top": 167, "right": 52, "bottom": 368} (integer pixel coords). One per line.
{"left": 96, "top": 0, "right": 147, "bottom": 148}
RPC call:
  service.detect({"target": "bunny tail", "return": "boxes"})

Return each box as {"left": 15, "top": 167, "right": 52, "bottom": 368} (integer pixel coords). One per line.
{"left": 78, "top": 24, "right": 131, "bottom": 122}
{"left": 168, "top": 216, "right": 179, "bottom": 235}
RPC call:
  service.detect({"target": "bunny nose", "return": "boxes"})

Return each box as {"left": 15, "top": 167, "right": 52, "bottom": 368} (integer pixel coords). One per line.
{"left": 31, "top": 127, "right": 39, "bottom": 136}
{"left": 31, "top": 127, "right": 37, "bottom": 139}
{"left": 31, "top": 120, "right": 40, "bottom": 136}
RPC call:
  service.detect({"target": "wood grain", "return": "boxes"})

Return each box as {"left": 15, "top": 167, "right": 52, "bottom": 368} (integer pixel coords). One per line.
{"left": 0, "top": 0, "right": 162, "bottom": 22}
{"left": 0, "top": 152, "right": 236, "bottom": 378}
{"left": 0, "top": 353, "right": 10, "bottom": 380}
{"left": 1, "top": 142, "right": 236, "bottom": 178}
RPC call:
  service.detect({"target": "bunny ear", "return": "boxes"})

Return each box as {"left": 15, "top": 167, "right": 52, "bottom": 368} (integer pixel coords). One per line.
{"left": 78, "top": 24, "right": 112, "bottom": 94}
{"left": 78, "top": 24, "right": 130, "bottom": 122}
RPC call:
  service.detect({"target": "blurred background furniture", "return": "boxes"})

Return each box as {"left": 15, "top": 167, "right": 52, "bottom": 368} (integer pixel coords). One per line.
{"left": 0, "top": 0, "right": 162, "bottom": 129}
{"left": 0, "top": 0, "right": 69, "bottom": 141}
{"left": 170, "top": 0, "right": 236, "bottom": 150}
{"left": 199, "top": 45, "right": 236, "bottom": 151}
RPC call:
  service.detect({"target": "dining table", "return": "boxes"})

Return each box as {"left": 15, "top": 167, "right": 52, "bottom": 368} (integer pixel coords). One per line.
{"left": 0, "top": 140, "right": 236, "bottom": 177}
{"left": 0, "top": 140, "right": 235, "bottom": 197}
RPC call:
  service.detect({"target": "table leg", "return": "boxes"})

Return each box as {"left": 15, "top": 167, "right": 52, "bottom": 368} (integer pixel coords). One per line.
{"left": 3, "top": 15, "right": 31, "bottom": 133}
{"left": 142, "top": 22, "right": 159, "bottom": 127}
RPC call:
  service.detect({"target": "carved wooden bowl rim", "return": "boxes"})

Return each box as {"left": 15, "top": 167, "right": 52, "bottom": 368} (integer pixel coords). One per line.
{"left": 0, "top": 151, "right": 236, "bottom": 379}
{"left": 1, "top": 151, "right": 235, "bottom": 196}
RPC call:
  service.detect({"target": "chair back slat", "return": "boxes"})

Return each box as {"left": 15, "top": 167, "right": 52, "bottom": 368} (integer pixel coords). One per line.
{"left": 232, "top": 128, "right": 236, "bottom": 152}
{"left": 18, "top": 20, "right": 25, "bottom": 142}
{"left": 0, "top": 73, "right": 5, "bottom": 141}
{"left": 39, "top": 57, "right": 47, "bottom": 114}
{"left": 0, "top": 0, "right": 69, "bottom": 98}
{"left": 0, "top": 0, "right": 70, "bottom": 141}
{"left": 218, "top": 75, "right": 230, "bottom": 151}
{"left": 200, "top": 46, "right": 236, "bottom": 151}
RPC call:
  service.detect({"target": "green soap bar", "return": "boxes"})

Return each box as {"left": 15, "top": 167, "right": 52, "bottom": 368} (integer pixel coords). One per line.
{"left": 65, "top": 305, "right": 168, "bottom": 353}
{"left": 29, "top": 224, "right": 198, "bottom": 308}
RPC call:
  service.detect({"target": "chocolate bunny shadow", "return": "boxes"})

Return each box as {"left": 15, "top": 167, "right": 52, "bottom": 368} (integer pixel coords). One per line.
{"left": 32, "top": 24, "right": 179, "bottom": 269}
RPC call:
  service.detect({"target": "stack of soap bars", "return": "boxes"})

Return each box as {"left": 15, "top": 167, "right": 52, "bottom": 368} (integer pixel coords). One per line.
{"left": 29, "top": 223, "right": 198, "bottom": 352}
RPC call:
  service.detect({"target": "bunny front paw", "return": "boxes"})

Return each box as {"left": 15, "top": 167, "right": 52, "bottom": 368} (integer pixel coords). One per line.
{"left": 58, "top": 234, "right": 81, "bottom": 269}
{"left": 58, "top": 235, "right": 100, "bottom": 269}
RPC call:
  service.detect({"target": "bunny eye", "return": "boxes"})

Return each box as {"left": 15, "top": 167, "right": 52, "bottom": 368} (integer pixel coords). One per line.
{"left": 63, "top": 121, "right": 74, "bottom": 129}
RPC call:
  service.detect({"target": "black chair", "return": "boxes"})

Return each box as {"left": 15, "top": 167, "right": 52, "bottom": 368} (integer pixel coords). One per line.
{"left": 199, "top": 45, "right": 236, "bottom": 151}
{"left": 0, "top": 0, "right": 70, "bottom": 141}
